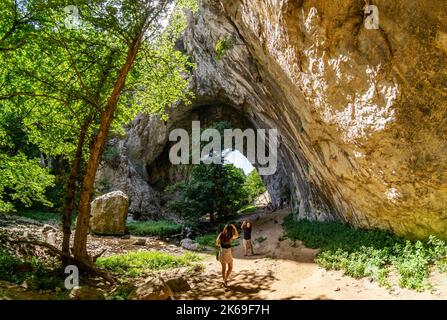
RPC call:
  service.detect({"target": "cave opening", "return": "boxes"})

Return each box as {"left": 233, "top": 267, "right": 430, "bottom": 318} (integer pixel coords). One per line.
{"left": 144, "top": 103, "right": 293, "bottom": 220}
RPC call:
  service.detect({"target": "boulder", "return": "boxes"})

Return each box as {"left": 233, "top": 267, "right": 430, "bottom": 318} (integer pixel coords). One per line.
{"left": 90, "top": 191, "right": 129, "bottom": 235}
{"left": 132, "top": 238, "right": 146, "bottom": 246}
{"left": 42, "top": 224, "right": 57, "bottom": 233}
{"left": 165, "top": 277, "right": 191, "bottom": 293}
{"left": 69, "top": 286, "right": 105, "bottom": 300}
{"left": 180, "top": 238, "right": 199, "bottom": 251}
{"left": 128, "top": 277, "right": 173, "bottom": 300}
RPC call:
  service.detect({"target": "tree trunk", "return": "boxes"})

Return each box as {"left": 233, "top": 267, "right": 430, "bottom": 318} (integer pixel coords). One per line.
{"left": 61, "top": 116, "right": 91, "bottom": 266}
{"left": 73, "top": 32, "right": 143, "bottom": 261}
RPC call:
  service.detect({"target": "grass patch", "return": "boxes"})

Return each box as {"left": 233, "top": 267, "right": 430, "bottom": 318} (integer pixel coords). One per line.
{"left": 256, "top": 236, "right": 267, "bottom": 243}
{"left": 283, "top": 213, "right": 447, "bottom": 292}
{"left": 16, "top": 210, "right": 60, "bottom": 224}
{"left": 96, "top": 251, "right": 200, "bottom": 277}
{"left": 238, "top": 204, "right": 258, "bottom": 214}
{"left": 127, "top": 220, "right": 182, "bottom": 237}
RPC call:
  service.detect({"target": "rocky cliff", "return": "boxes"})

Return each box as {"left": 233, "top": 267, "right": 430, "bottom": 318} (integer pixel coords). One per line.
{"left": 98, "top": 0, "right": 447, "bottom": 239}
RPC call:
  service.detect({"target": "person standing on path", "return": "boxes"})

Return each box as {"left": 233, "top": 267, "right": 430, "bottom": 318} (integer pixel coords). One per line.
{"left": 216, "top": 224, "right": 239, "bottom": 287}
{"left": 241, "top": 220, "right": 254, "bottom": 256}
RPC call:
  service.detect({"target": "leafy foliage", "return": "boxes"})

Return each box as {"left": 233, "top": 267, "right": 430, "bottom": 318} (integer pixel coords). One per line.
{"left": 195, "top": 234, "right": 217, "bottom": 248}
{"left": 0, "top": 0, "right": 196, "bottom": 220}
{"left": 0, "top": 153, "right": 54, "bottom": 213}
{"left": 168, "top": 163, "right": 249, "bottom": 223}
{"left": 127, "top": 220, "right": 182, "bottom": 237}
{"left": 283, "top": 214, "right": 447, "bottom": 291}
{"left": 96, "top": 251, "right": 200, "bottom": 277}
{"left": 244, "top": 169, "right": 266, "bottom": 203}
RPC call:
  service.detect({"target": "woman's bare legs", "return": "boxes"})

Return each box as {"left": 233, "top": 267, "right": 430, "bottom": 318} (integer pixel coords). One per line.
{"left": 220, "top": 262, "right": 227, "bottom": 285}
{"left": 225, "top": 260, "right": 233, "bottom": 284}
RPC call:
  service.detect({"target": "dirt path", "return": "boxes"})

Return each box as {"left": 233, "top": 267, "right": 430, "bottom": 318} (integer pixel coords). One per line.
{"left": 176, "top": 209, "right": 447, "bottom": 300}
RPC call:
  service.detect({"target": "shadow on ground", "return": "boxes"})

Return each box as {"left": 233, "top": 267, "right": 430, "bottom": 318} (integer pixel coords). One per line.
{"left": 176, "top": 269, "right": 277, "bottom": 300}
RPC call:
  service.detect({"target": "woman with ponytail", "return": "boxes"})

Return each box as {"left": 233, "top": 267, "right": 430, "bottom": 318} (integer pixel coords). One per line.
{"left": 216, "top": 224, "right": 239, "bottom": 286}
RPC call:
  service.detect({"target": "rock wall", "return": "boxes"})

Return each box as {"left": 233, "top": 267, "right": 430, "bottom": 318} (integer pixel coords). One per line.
{"left": 98, "top": 0, "right": 447, "bottom": 239}
{"left": 199, "top": 0, "right": 447, "bottom": 238}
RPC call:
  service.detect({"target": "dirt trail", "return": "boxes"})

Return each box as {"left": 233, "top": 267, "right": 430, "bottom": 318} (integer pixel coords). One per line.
{"left": 176, "top": 209, "right": 447, "bottom": 300}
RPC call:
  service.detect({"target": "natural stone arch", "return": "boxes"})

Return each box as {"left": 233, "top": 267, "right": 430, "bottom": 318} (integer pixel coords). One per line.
{"left": 144, "top": 102, "right": 292, "bottom": 210}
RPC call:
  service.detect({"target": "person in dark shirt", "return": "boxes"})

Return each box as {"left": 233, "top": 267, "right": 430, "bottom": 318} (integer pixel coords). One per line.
{"left": 216, "top": 224, "right": 239, "bottom": 286}
{"left": 241, "top": 220, "right": 254, "bottom": 256}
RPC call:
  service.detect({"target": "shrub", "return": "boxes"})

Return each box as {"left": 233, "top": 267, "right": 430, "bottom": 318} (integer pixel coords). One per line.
{"left": 195, "top": 234, "right": 217, "bottom": 248}
{"left": 127, "top": 220, "right": 182, "bottom": 237}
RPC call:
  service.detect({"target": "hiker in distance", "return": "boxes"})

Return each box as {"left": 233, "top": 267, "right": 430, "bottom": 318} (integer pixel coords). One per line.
{"left": 241, "top": 220, "right": 255, "bottom": 256}
{"left": 216, "top": 224, "right": 239, "bottom": 287}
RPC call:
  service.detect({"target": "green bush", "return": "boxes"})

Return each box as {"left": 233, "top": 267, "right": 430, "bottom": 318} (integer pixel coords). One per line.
{"left": 282, "top": 213, "right": 447, "bottom": 291}
{"left": 195, "top": 234, "right": 217, "bottom": 248}
{"left": 96, "top": 251, "right": 200, "bottom": 277}
{"left": 243, "top": 170, "right": 266, "bottom": 203}
{"left": 127, "top": 220, "right": 182, "bottom": 237}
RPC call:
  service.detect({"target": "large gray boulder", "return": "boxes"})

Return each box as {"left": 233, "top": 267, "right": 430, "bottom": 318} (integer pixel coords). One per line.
{"left": 180, "top": 238, "right": 199, "bottom": 251}
{"left": 90, "top": 191, "right": 129, "bottom": 235}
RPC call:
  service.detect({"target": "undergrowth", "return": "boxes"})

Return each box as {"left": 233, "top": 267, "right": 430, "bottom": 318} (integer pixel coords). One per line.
{"left": 0, "top": 248, "right": 65, "bottom": 290}
{"left": 282, "top": 213, "right": 447, "bottom": 291}
{"left": 127, "top": 220, "right": 182, "bottom": 237}
{"left": 96, "top": 251, "right": 200, "bottom": 277}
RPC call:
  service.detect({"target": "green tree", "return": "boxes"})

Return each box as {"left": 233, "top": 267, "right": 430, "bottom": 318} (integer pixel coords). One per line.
{"left": 168, "top": 163, "right": 249, "bottom": 224}
{"left": 0, "top": 0, "right": 197, "bottom": 268}
{"left": 244, "top": 169, "right": 266, "bottom": 203}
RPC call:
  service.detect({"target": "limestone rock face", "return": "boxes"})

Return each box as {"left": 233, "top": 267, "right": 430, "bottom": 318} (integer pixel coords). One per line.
{"left": 185, "top": 0, "right": 447, "bottom": 238}
{"left": 97, "top": 0, "right": 447, "bottom": 239}
{"left": 90, "top": 191, "right": 129, "bottom": 235}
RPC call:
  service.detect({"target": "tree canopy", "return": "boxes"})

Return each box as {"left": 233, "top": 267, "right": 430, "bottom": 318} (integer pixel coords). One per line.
{"left": 0, "top": 0, "right": 197, "bottom": 262}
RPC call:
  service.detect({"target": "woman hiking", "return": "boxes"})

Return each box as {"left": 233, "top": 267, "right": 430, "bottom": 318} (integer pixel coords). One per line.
{"left": 241, "top": 220, "right": 254, "bottom": 256}
{"left": 216, "top": 224, "right": 239, "bottom": 287}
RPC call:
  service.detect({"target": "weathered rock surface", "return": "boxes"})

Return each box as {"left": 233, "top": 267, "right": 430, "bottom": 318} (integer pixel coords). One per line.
{"left": 90, "top": 191, "right": 129, "bottom": 235}
{"left": 97, "top": 0, "right": 447, "bottom": 239}
{"left": 128, "top": 277, "right": 173, "bottom": 300}
{"left": 208, "top": 0, "right": 447, "bottom": 238}
{"left": 180, "top": 238, "right": 200, "bottom": 251}
{"left": 165, "top": 277, "right": 191, "bottom": 293}
{"left": 69, "top": 286, "right": 105, "bottom": 300}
